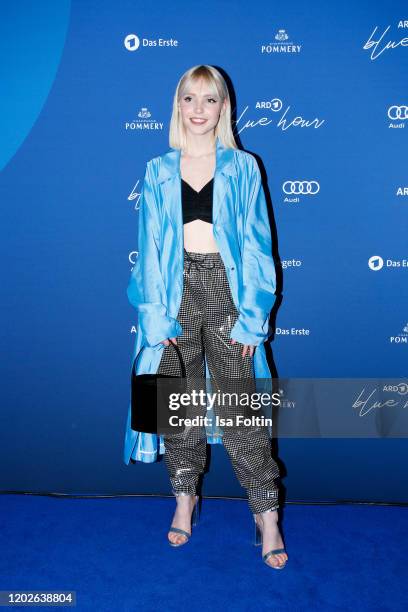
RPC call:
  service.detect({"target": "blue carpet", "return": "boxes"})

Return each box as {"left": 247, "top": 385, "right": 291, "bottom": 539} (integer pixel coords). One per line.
{"left": 0, "top": 494, "right": 407, "bottom": 611}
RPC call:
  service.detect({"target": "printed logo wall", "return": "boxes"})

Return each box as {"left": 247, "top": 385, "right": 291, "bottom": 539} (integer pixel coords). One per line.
{"left": 1, "top": 0, "right": 407, "bottom": 502}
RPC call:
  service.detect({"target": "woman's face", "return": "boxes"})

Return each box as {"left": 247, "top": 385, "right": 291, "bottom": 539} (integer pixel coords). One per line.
{"left": 179, "top": 78, "right": 226, "bottom": 138}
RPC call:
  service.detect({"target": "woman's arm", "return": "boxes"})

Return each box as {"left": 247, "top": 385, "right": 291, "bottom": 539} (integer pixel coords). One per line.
{"left": 230, "top": 156, "right": 276, "bottom": 347}
{"left": 127, "top": 160, "right": 182, "bottom": 347}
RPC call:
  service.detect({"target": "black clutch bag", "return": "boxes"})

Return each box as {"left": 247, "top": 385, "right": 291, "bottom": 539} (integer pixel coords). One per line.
{"left": 131, "top": 339, "right": 187, "bottom": 434}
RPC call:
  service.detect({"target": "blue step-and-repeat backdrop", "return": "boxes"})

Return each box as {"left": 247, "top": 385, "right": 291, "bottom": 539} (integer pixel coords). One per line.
{"left": 1, "top": 0, "right": 407, "bottom": 503}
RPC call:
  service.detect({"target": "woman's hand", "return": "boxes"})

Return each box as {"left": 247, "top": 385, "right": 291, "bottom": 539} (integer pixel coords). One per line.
{"left": 161, "top": 337, "right": 178, "bottom": 346}
{"left": 230, "top": 338, "right": 255, "bottom": 357}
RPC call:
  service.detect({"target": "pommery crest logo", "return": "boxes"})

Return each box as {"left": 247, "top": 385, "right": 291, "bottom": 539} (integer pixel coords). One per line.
{"left": 275, "top": 29, "right": 288, "bottom": 42}
{"left": 261, "top": 28, "right": 301, "bottom": 54}
{"left": 389, "top": 323, "right": 408, "bottom": 344}
{"left": 125, "top": 107, "right": 163, "bottom": 131}
{"left": 138, "top": 108, "right": 151, "bottom": 119}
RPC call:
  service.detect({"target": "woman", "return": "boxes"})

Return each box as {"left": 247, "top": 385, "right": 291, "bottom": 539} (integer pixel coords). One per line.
{"left": 126, "top": 65, "right": 288, "bottom": 569}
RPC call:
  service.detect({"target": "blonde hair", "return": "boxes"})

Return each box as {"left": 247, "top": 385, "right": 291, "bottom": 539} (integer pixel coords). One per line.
{"left": 169, "top": 65, "right": 238, "bottom": 150}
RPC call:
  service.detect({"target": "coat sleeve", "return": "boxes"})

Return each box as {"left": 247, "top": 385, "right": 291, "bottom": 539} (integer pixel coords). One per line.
{"left": 127, "top": 160, "right": 182, "bottom": 347}
{"left": 230, "top": 157, "right": 276, "bottom": 347}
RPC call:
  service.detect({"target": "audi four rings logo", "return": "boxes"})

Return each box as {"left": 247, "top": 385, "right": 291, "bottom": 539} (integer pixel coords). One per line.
{"left": 282, "top": 181, "right": 320, "bottom": 195}
{"left": 388, "top": 106, "right": 408, "bottom": 120}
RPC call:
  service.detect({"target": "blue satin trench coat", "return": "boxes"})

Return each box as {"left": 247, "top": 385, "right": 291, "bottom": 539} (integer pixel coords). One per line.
{"left": 123, "top": 137, "right": 277, "bottom": 464}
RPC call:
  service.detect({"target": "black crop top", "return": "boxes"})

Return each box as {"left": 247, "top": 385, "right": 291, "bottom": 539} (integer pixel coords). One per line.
{"left": 181, "top": 177, "right": 213, "bottom": 224}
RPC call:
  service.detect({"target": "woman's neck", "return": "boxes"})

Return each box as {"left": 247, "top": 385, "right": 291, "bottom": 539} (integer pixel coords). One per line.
{"left": 182, "top": 135, "right": 216, "bottom": 158}
{"left": 181, "top": 150, "right": 215, "bottom": 159}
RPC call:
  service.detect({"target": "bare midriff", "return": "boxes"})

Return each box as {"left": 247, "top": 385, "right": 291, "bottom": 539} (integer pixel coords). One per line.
{"left": 183, "top": 219, "right": 219, "bottom": 253}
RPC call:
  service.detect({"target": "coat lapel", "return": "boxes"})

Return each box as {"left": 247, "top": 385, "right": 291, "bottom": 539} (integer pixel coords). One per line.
{"left": 156, "top": 136, "right": 237, "bottom": 247}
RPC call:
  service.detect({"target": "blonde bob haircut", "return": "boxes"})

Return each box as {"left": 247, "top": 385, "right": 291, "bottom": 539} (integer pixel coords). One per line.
{"left": 169, "top": 65, "right": 238, "bottom": 151}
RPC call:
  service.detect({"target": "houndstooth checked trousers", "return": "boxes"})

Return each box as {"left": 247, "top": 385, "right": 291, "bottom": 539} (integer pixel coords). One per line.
{"left": 157, "top": 249, "right": 280, "bottom": 514}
